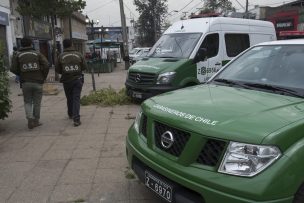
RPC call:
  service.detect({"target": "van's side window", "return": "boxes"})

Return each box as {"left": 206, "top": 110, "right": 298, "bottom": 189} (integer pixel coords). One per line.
{"left": 200, "top": 33, "right": 219, "bottom": 59}
{"left": 225, "top": 34, "right": 250, "bottom": 57}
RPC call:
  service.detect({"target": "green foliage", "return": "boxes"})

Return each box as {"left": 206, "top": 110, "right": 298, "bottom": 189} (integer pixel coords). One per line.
{"left": 80, "top": 87, "right": 132, "bottom": 106}
{"left": 16, "top": 0, "right": 86, "bottom": 17}
{"left": 124, "top": 168, "right": 136, "bottom": 179}
{"left": 73, "top": 199, "right": 85, "bottom": 203}
{"left": 134, "top": 0, "right": 168, "bottom": 46}
{"left": 0, "top": 43, "right": 11, "bottom": 120}
{"left": 202, "top": 0, "right": 235, "bottom": 13}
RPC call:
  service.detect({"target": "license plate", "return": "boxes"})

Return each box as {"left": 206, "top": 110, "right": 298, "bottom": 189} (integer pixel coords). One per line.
{"left": 145, "top": 171, "right": 173, "bottom": 202}
{"left": 132, "top": 91, "right": 142, "bottom": 99}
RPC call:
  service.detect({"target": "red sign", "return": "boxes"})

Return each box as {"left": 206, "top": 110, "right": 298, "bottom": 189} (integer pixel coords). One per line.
{"left": 279, "top": 30, "right": 304, "bottom": 36}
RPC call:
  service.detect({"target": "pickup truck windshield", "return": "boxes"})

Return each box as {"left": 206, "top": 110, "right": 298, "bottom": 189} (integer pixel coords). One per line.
{"left": 213, "top": 45, "right": 304, "bottom": 98}
{"left": 149, "top": 33, "right": 201, "bottom": 59}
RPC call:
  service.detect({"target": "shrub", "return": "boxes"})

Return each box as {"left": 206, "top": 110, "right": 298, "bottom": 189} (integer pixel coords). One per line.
{"left": 81, "top": 87, "right": 132, "bottom": 106}
{"left": 0, "top": 43, "right": 11, "bottom": 119}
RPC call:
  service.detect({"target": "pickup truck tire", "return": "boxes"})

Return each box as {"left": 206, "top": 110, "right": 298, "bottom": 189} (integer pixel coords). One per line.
{"left": 131, "top": 98, "right": 143, "bottom": 104}
{"left": 184, "top": 82, "right": 197, "bottom": 87}
{"left": 294, "top": 183, "right": 304, "bottom": 203}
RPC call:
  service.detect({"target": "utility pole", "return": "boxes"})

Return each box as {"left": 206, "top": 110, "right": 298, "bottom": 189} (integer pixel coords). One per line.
{"left": 119, "top": 0, "right": 130, "bottom": 70}
{"left": 154, "top": 9, "right": 157, "bottom": 44}
{"left": 245, "top": 0, "right": 249, "bottom": 19}
{"left": 90, "top": 21, "right": 96, "bottom": 91}
{"left": 85, "top": 16, "right": 98, "bottom": 91}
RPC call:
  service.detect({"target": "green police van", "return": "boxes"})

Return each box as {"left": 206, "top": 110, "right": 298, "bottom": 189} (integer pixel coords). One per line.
{"left": 126, "top": 40, "right": 304, "bottom": 203}
{"left": 125, "top": 17, "right": 276, "bottom": 100}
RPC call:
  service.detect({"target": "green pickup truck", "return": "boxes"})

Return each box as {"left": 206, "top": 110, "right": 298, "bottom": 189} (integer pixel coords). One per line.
{"left": 126, "top": 40, "right": 304, "bottom": 203}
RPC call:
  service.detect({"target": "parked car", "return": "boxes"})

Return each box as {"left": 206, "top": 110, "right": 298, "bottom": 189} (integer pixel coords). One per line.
{"left": 131, "top": 48, "right": 151, "bottom": 64}
{"left": 129, "top": 47, "right": 151, "bottom": 64}
{"left": 126, "top": 17, "right": 276, "bottom": 100}
{"left": 126, "top": 39, "right": 304, "bottom": 203}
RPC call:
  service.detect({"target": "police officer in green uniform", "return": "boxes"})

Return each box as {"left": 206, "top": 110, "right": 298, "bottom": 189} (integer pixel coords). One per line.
{"left": 56, "top": 39, "right": 87, "bottom": 127}
{"left": 10, "top": 37, "right": 49, "bottom": 129}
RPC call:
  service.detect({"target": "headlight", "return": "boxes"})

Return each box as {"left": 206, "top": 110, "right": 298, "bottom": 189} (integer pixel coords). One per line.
{"left": 218, "top": 142, "right": 281, "bottom": 177}
{"left": 156, "top": 72, "right": 176, "bottom": 84}
{"left": 133, "top": 110, "right": 142, "bottom": 133}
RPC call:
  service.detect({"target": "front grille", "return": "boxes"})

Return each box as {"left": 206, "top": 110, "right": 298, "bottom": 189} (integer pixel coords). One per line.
{"left": 128, "top": 72, "right": 156, "bottom": 85}
{"left": 196, "top": 139, "right": 226, "bottom": 167}
{"left": 154, "top": 121, "right": 191, "bottom": 157}
{"left": 140, "top": 114, "right": 148, "bottom": 137}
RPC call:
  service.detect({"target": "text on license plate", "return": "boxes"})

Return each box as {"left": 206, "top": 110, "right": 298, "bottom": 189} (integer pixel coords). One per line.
{"left": 132, "top": 91, "right": 142, "bottom": 99}
{"left": 145, "top": 171, "right": 173, "bottom": 202}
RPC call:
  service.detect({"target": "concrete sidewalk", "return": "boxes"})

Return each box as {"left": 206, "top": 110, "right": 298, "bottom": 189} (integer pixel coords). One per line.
{"left": 0, "top": 63, "right": 163, "bottom": 203}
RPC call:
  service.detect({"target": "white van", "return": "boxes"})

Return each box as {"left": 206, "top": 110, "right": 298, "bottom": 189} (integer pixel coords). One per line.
{"left": 126, "top": 17, "right": 277, "bottom": 99}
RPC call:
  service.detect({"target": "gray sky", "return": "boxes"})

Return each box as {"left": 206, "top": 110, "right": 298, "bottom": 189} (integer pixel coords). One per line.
{"left": 83, "top": 0, "right": 294, "bottom": 27}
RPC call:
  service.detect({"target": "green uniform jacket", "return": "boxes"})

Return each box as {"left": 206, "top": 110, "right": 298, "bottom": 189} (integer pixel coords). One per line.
{"left": 10, "top": 47, "right": 49, "bottom": 84}
{"left": 55, "top": 47, "right": 87, "bottom": 83}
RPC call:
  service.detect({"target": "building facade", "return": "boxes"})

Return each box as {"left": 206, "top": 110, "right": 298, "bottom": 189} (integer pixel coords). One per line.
{"left": 9, "top": 0, "right": 87, "bottom": 64}
{"left": 0, "top": 0, "right": 13, "bottom": 68}
{"left": 265, "top": 2, "right": 304, "bottom": 39}
{"left": 248, "top": 1, "right": 304, "bottom": 39}
{"left": 10, "top": 0, "right": 23, "bottom": 47}
{"left": 63, "top": 12, "right": 87, "bottom": 54}
{"left": 10, "top": 0, "right": 55, "bottom": 63}
{"left": 86, "top": 25, "right": 135, "bottom": 59}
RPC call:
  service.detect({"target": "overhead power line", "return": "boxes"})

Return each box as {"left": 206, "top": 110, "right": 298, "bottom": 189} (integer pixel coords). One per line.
{"left": 259, "top": 0, "right": 296, "bottom": 6}
{"left": 178, "top": 0, "right": 196, "bottom": 12}
{"left": 236, "top": 0, "right": 297, "bottom": 11}
{"left": 87, "top": 0, "right": 114, "bottom": 13}
{"left": 235, "top": 0, "right": 245, "bottom": 10}
{"left": 123, "top": 2, "right": 138, "bottom": 18}
{"left": 169, "top": 1, "right": 203, "bottom": 22}
{"left": 186, "top": 1, "right": 204, "bottom": 13}
{"left": 169, "top": 0, "right": 196, "bottom": 18}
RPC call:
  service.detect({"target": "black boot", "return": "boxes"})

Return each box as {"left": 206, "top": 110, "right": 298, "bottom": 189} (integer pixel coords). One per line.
{"left": 28, "top": 119, "right": 35, "bottom": 129}
{"left": 74, "top": 119, "right": 81, "bottom": 127}
{"left": 33, "top": 119, "right": 42, "bottom": 128}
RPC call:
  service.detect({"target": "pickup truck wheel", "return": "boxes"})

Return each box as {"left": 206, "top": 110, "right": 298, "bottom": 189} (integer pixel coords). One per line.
{"left": 294, "top": 183, "right": 304, "bottom": 203}
{"left": 184, "top": 82, "right": 197, "bottom": 87}
{"left": 131, "top": 98, "right": 143, "bottom": 104}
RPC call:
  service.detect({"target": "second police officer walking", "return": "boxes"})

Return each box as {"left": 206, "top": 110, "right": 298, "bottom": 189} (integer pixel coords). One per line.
{"left": 56, "top": 39, "right": 87, "bottom": 127}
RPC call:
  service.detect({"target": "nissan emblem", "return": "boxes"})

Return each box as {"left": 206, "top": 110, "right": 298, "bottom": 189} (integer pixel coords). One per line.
{"left": 160, "top": 131, "right": 174, "bottom": 149}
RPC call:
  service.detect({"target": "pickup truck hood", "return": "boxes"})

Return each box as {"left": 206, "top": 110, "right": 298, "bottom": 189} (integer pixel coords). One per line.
{"left": 129, "top": 58, "right": 189, "bottom": 74}
{"left": 144, "top": 85, "right": 304, "bottom": 144}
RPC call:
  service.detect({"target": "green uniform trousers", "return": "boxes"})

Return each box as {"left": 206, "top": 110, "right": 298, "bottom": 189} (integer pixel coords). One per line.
{"left": 22, "top": 82, "right": 43, "bottom": 120}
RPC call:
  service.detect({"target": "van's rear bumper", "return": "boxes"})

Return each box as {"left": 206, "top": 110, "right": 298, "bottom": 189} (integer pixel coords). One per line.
{"left": 125, "top": 81, "right": 176, "bottom": 99}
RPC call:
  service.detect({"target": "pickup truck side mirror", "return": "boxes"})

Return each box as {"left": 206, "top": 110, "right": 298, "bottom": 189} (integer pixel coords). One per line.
{"left": 194, "top": 48, "right": 207, "bottom": 63}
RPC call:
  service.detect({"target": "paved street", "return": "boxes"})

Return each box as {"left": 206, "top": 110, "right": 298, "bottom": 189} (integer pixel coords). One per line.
{"left": 0, "top": 63, "right": 163, "bottom": 203}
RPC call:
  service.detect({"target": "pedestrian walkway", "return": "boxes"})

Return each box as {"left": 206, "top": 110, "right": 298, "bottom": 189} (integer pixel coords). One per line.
{"left": 0, "top": 63, "right": 163, "bottom": 203}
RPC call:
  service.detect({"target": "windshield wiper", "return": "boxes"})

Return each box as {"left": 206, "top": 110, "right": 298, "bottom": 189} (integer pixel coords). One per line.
{"left": 158, "top": 56, "right": 177, "bottom": 58}
{"left": 213, "top": 78, "right": 252, "bottom": 89}
{"left": 244, "top": 83, "right": 304, "bottom": 98}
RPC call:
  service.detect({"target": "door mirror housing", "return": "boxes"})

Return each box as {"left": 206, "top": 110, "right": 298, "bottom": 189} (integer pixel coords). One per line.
{"left": 194, "top": 48, "right": 207, "bottom": 63}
